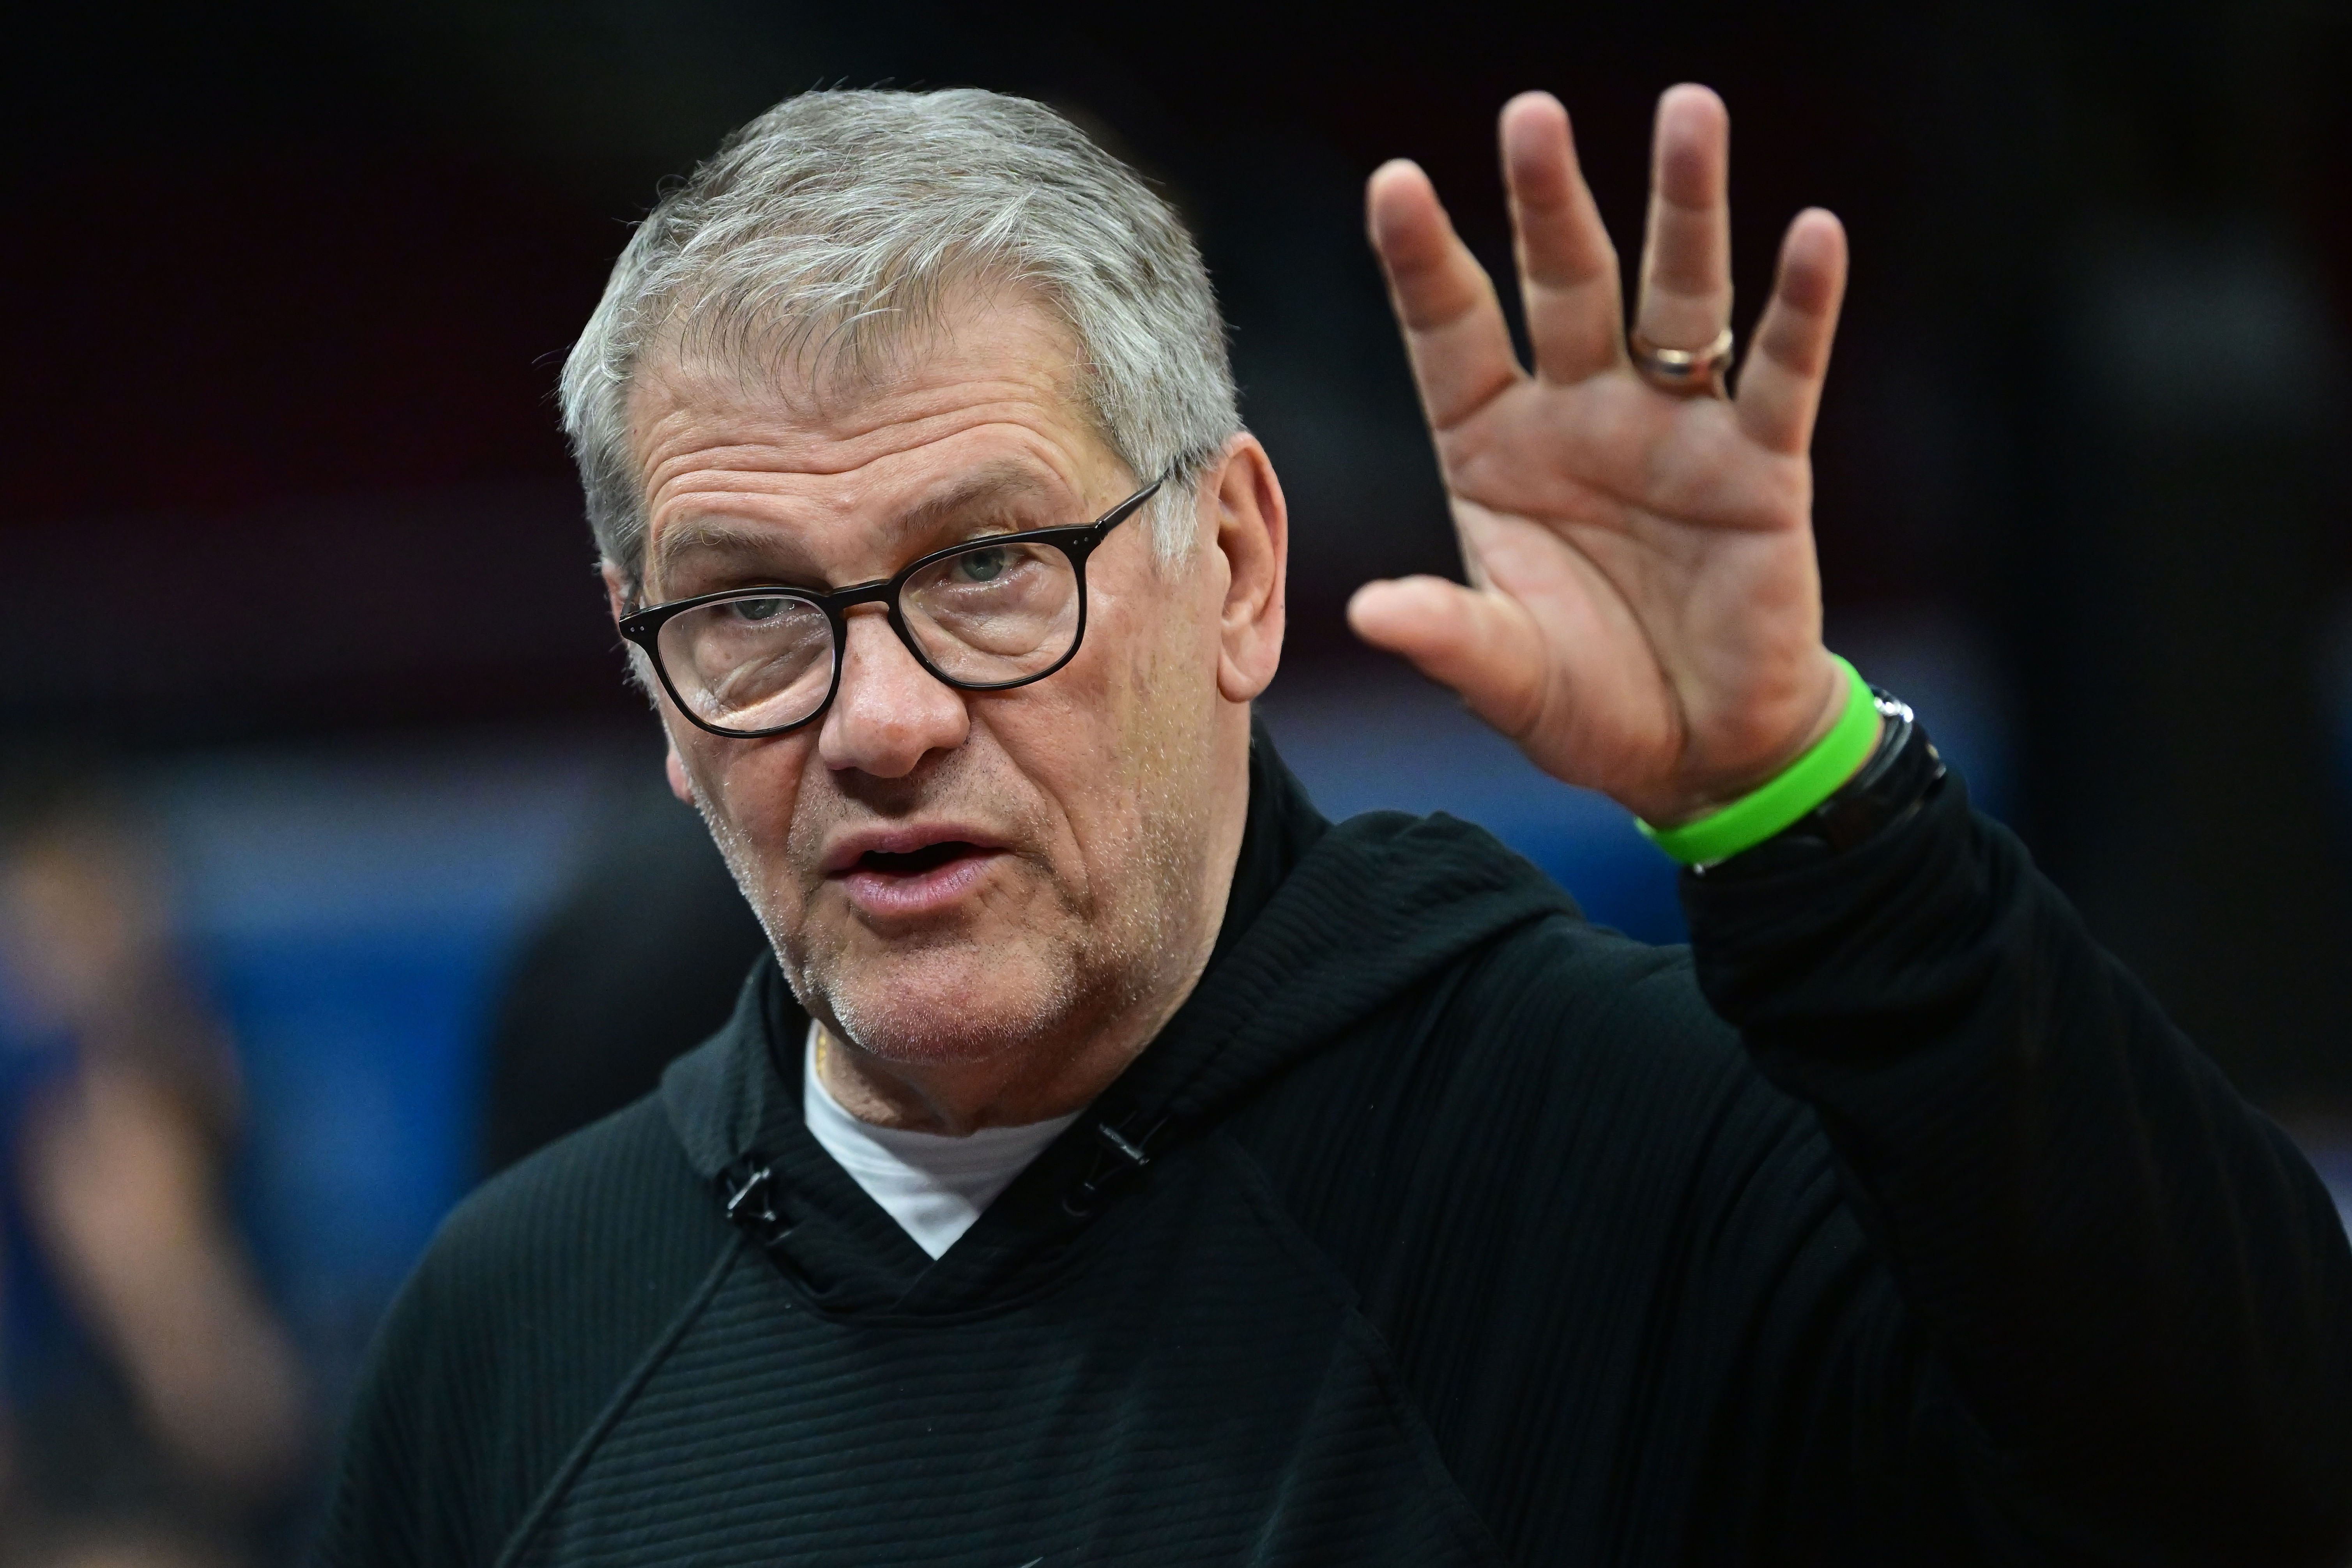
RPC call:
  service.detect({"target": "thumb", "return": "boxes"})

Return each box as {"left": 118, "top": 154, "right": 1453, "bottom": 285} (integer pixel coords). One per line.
{"left": 1346, "top": 575, "right": 1549, "bottom": 742}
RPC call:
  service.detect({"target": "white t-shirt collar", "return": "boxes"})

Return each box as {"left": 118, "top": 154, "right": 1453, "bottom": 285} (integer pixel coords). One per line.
{"left": 800, "top": 1021, "right": 1082, "bottom": 1260}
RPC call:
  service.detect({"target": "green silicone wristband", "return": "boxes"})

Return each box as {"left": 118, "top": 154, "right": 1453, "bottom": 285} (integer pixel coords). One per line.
{"left": 1636, "top": 656, "right": 1878, "bottom": 866}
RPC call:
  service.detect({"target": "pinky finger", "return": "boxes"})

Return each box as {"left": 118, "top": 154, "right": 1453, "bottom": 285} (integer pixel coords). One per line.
{"left": 1735, "top": 209, "right": 1848, "bottom": 456}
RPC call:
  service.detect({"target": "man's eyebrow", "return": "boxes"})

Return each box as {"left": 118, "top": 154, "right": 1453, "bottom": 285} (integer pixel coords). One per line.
{"left": 649, "top": 518, "right": 804, "bottom": 583}
{"left": 650, "top": 465, "right": 1077, "bottom": 586}
{"left": 888, "top": 465, "right": 1069, "bottom": 540}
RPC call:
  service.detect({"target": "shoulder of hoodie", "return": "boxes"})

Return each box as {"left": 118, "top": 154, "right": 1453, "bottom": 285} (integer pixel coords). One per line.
{"left": 1444, "top": 907, "right": 1817, "bottom": 1137}
{"left": 389, "top": 1067, "right": 732, "bottom": 1381}
{"left": 435, "top": 1066, "right": 730, "bottom": 1311}
{"left": 326, "top": 1068, "right": 734, "bottom": 1558}
{"left": 1218, "top": 897, "right": 1855, "bottom": 1363}
{"left": 1231, "top": 838, "right": 1836, "bottom": 1237}
{"left": 1271, "top": 806, "right": 1812, "bottom": 1129}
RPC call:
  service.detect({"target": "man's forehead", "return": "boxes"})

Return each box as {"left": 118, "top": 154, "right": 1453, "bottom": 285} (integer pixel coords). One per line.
{"left": 622, "top": 292, "right": 1136, "bottom": 593}
{"left": 630, "top": 284, "right": 1090, "bottom": 454}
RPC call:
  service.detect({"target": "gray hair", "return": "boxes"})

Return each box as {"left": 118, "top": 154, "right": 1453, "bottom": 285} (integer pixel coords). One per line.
{"left": 559, "top": 87, "right": 1241, "bottom": 589}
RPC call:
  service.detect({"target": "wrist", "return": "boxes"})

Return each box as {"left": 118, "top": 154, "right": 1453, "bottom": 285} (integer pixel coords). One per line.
{"left": 1698, "top": 692, "right": 1946, "bottom": 877}
{"left": 1633, "top": 655, "right": 1858, "bottom": 829}
{"left": 1637, "top": 655, "right": 1881, "bottom": 866}
{"left": 1698, "top": 654, "right": 1859, "bottom": 816}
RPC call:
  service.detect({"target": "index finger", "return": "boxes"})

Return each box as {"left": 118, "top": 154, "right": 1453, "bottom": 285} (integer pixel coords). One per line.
{"left": 1501, "top": 92, "right": 1626, "bottom": 385}
{"left": 1367, "top": 159, "right": 1524, "bottom": 433}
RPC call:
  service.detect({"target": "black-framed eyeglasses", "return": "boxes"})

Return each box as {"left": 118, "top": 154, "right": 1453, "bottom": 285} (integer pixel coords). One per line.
{"left": 619, "top": 479, "right": 1164, "bottom": 739}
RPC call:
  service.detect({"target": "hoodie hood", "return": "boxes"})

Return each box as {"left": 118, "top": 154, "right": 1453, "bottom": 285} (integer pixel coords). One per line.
{"left": 661, "top": 718, "right": 1578, "bottom": 1317}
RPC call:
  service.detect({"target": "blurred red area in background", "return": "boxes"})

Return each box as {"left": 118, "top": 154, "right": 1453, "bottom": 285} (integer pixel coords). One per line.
{"left": 6, "top": 155, "right": 601, "bottom": 515}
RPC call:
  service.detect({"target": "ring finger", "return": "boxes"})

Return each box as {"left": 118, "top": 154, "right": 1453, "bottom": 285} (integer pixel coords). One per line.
{"left": 1632, "top": 85, "right": 1734, "bottom": 357}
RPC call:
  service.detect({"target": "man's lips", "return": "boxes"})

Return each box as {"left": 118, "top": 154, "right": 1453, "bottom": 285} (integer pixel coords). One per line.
{"left": 821, "top": 826, "right": 1012, "bottom": 918}
{"left": 819, "top": 824, "right": 1011, "bottom": 875}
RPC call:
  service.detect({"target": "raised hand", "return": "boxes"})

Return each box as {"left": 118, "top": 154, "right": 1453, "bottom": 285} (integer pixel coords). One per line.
{"left": 1348, "top": 86, "right": 1854, "bottom": 828}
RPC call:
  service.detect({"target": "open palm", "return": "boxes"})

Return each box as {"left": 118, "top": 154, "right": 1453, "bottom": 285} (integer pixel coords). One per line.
{"left": 1349, "top": 87, "right": 1854, "bottom": 828}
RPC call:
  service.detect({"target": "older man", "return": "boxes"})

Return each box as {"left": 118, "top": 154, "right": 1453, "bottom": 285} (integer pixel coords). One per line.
{"left": 320, "top": 86, "right": 2352, "bottom": 1566}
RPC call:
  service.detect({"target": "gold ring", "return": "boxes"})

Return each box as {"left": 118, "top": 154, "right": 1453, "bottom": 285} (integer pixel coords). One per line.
{"left": 1629, "top": 325, "right": 1735, "bottom": 399}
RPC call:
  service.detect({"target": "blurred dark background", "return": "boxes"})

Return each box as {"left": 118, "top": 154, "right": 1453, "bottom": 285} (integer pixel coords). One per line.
{"left": 1, "top": 1, "right": 2348, "bottom": 1558}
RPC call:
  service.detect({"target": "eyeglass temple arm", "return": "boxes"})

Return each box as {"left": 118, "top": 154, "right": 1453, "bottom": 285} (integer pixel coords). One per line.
{"left": 1087, "top": 476, "right": 1167, "bottom": 541}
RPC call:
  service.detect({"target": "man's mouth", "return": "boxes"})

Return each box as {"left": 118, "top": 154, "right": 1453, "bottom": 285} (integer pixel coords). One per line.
{"left": 826, "top": 831, "right": 1010, "bottom": 919}
{"left": 854, "top": 840, "right": 991, "bottom": 877}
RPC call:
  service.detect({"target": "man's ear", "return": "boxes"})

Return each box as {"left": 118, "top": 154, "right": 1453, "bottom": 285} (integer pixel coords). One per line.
{"left": 603, "top": 559, "right": 697, "bottom": 806}
{"left": 1205, "top": 435, "right": 1288, "bottom": 704}
{"left": 600, "top": 560, "right": 632, "bottom": 625}
{"left": 664, "top": 742, "right": 697, "bottom": 806}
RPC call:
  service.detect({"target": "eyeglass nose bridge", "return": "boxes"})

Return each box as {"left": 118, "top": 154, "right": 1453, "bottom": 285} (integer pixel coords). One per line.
{"left": 826, "top": 579, "right": 961, "bottom": 704}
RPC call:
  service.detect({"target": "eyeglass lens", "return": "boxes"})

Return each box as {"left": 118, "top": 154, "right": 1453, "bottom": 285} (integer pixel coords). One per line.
{"left": 655, "top": 536, "right": 1084, "bottom": 733}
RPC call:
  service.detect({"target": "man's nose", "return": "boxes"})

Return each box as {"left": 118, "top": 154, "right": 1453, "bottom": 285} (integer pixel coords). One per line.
{"left": 816, "top": 608, "right": 970, "bottom": 778}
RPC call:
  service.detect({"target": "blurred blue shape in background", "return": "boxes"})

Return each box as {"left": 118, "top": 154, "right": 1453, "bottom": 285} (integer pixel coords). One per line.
{"left": 2305, "top": 1145, "right": 2352, "bottom": 1238}
{"left": 1262, "top": 616, "right": 2016, "bottom": 949}
{"left": 141, "top": 736, "right": 608, "bottom": 1398}
{"left": 1261, "top": 672, "right": 1688, "bottom": 945}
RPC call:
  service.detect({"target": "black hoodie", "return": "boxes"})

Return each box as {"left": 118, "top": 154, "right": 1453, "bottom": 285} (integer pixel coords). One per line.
{"left": 317, "top": 730, "right": 2352, "bottom": 1566}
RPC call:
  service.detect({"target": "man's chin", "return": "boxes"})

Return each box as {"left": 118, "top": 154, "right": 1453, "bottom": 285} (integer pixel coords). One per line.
{"left": 808, "top": 947, "right": 1081, "bottom": 1069}
{"left": 823, "top": 1004, "right": 1058, "bottom": 1070}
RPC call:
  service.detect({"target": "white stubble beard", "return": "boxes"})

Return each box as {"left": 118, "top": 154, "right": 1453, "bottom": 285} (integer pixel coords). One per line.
{"left": 688, "top": 724, "right": 1219, "bottom": 1077}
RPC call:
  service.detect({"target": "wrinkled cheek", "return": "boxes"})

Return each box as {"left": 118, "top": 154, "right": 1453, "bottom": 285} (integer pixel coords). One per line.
{"left": 1043, "top": 610, "right": 1216, "bottom": 928}
{"left": 682, "top": 740, "right": 818, "bottom": 928}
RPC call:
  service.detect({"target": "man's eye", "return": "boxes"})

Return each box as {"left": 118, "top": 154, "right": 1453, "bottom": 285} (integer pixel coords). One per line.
{"left": 728, "top": 597, "right": 789, "bottom": 622}
{"left": 955, "top": 548, "right": 1012, "bottom": 583}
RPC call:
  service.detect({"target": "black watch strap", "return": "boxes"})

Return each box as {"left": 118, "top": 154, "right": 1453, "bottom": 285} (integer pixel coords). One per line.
{"left": 1696, "top": 691, "right": 1947, "bottom": 878}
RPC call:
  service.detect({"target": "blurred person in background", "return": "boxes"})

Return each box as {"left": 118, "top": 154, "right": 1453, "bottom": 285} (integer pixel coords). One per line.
{"left": 0, "top": 772, "right": 308, "bottom": 1567}
{"left": 478, "top": 776, "right": 767, "bottom": 1176}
